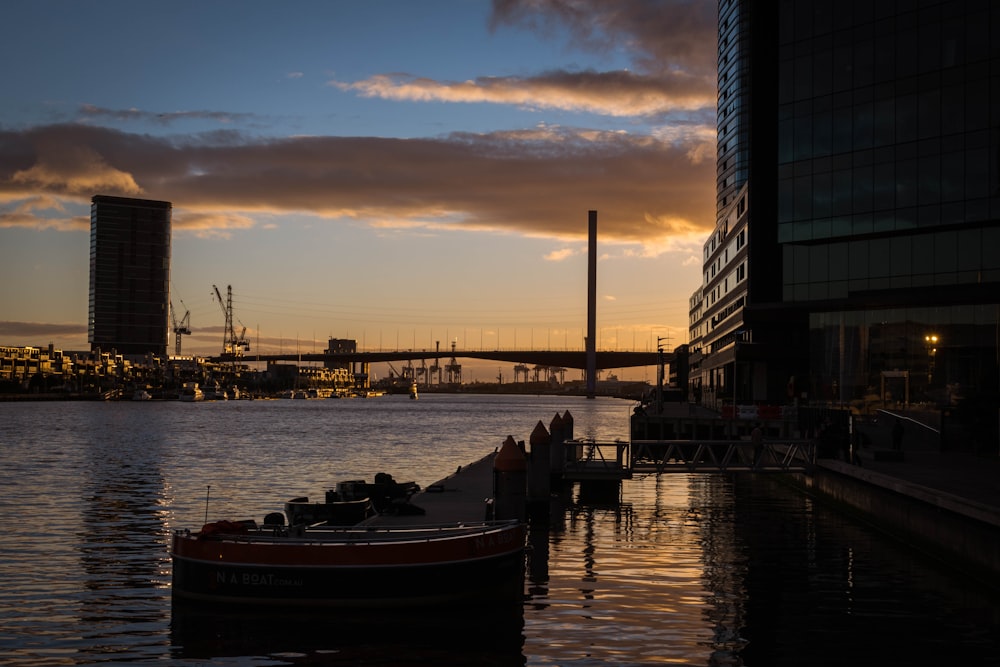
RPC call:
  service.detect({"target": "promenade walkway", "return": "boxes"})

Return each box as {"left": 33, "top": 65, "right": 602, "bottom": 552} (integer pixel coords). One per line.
{"left": 851, "top": 416, "right": 1000, "bottom": 522}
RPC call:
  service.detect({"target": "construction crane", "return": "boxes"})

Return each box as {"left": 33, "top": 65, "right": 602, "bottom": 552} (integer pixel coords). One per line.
{"left": 170, "top": 299, "right": 191, "bottom": 356}
{"left": 212, "top": 284, "right": 251, "bottom": 358}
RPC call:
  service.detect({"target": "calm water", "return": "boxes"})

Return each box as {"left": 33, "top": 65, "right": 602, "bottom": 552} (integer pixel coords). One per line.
{"left": 1, "top": 394, "right": 998, "bottom": 666}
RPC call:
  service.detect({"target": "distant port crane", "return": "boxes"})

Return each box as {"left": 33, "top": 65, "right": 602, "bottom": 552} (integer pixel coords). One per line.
{"left": 444, "top": 339, "right": 462, "bottom": 385}
{"left": 170, "top": 299, "right": 191, "bottom": 356}
{"left": 212, "top": 284, "right": 251, "bottom": 359}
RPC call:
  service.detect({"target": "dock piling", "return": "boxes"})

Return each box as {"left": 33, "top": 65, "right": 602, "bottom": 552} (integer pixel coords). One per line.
{"left": 494, "top": 435, "right": 527, "bottom": 521}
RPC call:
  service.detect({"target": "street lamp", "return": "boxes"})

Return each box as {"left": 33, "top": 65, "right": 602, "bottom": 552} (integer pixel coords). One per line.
{"left": 924, "top": 334, "right": 939, "bottom": 385}
{"left": 656, "top": 336, "right": 668, "bottom": 415}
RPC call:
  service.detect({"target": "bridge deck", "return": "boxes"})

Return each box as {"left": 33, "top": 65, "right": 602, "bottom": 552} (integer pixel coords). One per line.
{"left": 212, "top": 349, "right": 665, "bottom": 370}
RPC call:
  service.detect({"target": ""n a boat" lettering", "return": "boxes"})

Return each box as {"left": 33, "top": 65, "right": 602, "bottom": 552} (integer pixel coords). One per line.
{"left": 473, "top": 529, "right": 514, "bottom": 551}
{"left": 215, "top": 571, "right": 303, "bottom": 587}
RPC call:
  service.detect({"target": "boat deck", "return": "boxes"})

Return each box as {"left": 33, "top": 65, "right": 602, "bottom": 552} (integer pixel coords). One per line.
{"left": 362, "top": 451, "right": 498, "bottom": 527}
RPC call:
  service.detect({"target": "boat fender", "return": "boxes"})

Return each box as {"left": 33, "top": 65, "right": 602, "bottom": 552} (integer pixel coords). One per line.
{"left": 197, "top": 520, "right": 249, "bottom": 540}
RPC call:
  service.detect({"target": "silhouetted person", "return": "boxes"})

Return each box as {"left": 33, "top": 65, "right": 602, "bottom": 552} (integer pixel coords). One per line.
{"left": 892, "top": 418, "right": 904, "bottom": 451}
{"left": 751, "top": 423, "right": 763, "bottom": 468}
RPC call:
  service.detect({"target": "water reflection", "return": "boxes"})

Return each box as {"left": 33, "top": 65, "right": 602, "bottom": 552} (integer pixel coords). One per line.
{"left": 170, "top": 600, "right": 526, "bottom": 666}
{"left": 76, "top": 405, "right": 173, "bottom": 661}
{"left": 524, "top": 477, "right": 724, "bottom": 663}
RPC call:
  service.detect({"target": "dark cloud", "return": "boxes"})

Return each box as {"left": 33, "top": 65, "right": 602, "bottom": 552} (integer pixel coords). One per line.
{"left": 0, "top": 321, "right": 88, "bottom": 338}
{"left": 490, "top": 0, "right": 718, "bottom": 78}
{"left": 0, "top": 122, "right": 715, "bottom": 247}
{"left": 78, "top": 104, "right": 256, "bottom": 126}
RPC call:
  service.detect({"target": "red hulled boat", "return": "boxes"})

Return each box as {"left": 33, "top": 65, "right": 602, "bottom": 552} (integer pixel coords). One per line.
{"left": 170, "top": 519, "right": 527, "bottom": 607}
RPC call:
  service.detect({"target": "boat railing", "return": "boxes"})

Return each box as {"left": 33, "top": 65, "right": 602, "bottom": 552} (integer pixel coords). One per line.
{"left": 180, "top": 519, "right": 521, "bottom": 546}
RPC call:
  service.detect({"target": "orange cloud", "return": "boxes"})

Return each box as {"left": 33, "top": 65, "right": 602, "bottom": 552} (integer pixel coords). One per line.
{"left": 0, "top": 195, "right": 87, "bottom": 231}
{"left": 11, "top": 145, "right": 142, "bottom": 196}
{"left": 545, "top": 248, "right": 578, "bottom": 262}
{"left": 334, "top": 69, "right": 713, "bottom": 117}
{"left": 173, "top": 211, "right": 258, "bottom": 239}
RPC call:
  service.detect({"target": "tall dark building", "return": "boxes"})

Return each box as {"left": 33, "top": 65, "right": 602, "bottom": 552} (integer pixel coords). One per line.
{"left": 89, "top": 195, "right": 172, "bottom": 357}
{"left": 691, "top": 1, "right": 999, "bottom": 447}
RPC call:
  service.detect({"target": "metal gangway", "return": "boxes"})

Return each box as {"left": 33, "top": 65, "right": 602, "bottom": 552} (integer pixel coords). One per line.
{"left": 561, "top": 439, "right": 632, "bottom": 481}
{"left": 557, "top": 438, "right": 816, "bottom": 482}
{"left": 630, "top": 439, "right": 816, "bottom": 474}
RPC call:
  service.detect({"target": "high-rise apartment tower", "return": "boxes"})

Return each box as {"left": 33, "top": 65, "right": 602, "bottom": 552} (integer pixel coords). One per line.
{"left": 690, "top": 0, "right": 999, "bottom": 445}
{"left": 89, "top": 195, "right": 172, "bottom": 357}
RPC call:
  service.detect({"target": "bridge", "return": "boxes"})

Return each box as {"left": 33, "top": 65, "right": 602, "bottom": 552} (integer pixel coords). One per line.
{"left": 210, "top": 349, "right": 668, "bottom": 370}
{"left": 558, "top": 438, "right": 816, "bottom": 481}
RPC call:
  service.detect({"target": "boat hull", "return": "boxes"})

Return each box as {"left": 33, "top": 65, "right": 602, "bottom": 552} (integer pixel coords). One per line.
{"left": 171, "top": 522, "right": 526, "bottom": 607}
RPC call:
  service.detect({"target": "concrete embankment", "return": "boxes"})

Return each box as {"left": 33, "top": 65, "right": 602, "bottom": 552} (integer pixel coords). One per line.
{"left": 783, "top": 455, "right": 1000, "bottom": 588}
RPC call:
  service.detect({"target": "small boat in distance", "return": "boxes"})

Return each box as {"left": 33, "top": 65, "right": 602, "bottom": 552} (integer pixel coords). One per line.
{"left": 170, "top": 518, "right": 526, "bottom": 607}
{"left": 131, "top": 388, "right": 153, "bottom": 401}
{"left": 409, "top": 381, "right": 418, "bottom": 400}
{"left": 179, "top": 382, "right": 204, "bottom": 402}
{"left": 203, "top": 382, "right": 228, "bottom": 400}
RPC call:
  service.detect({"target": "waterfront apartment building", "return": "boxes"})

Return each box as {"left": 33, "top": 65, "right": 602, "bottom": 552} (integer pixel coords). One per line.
{"left": 89, "top": 195, "right": 172, "bottom": 357}
{"left": 690, "top": 0, "right": 999, "bottom": 443}
{"left": 0, "top": 345, "right": 73, "bottom": 387}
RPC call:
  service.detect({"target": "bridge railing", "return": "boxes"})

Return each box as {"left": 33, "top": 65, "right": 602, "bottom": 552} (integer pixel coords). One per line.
{"left": 630, "top": 439, "right": 816, "bottom": 473}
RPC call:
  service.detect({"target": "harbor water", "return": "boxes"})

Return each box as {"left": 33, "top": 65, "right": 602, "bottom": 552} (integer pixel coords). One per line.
{"left": 1, "top": 394, "right": 998, "bottom": 666}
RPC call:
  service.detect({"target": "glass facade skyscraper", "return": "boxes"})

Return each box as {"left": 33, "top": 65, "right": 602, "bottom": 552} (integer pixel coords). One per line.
{"left": 692, "top": 0, "right": 999, "bottom": 448}
{"left": 89, "top": 195, "right": 172, "bottom": 357}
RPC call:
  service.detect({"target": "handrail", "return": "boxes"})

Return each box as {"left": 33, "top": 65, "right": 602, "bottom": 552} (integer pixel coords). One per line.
{"left": 563, "top": 439, "right": 630, "bottom": 470}
{"left": 874, "top": 409, "right": 940, "bottom": 435}
{"left": 179, "top": 519, "right": 520, "bottom": 545}
{"left": 630, "top": 439, "right": 815, "bottom": 473}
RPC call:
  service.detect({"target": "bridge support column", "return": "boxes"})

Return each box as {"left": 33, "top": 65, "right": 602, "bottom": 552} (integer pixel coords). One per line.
{"left": 586, "top": 210, "right": 597, "bottom": 399}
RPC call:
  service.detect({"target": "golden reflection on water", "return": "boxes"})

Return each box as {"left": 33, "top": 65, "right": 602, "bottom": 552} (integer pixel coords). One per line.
{"left": 524, "top": 473, "right": 747, "bottom": 664}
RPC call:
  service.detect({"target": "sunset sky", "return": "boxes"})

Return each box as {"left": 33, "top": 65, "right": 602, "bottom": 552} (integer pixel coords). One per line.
{"left": 0, "top": 0, "right": 718, "bottom": 381}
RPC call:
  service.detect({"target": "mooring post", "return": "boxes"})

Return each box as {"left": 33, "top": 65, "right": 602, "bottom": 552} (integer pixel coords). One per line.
{"left": 493, "top": 435, "right": 527, "bottom": 521}
{"left": 549, "top": 412, "right": 565, "bottom": 482}
{"left": 527, "top": 420, "right": 551, "bottom": 504}
{"left": 562, "top": 410, "right": 578, "bottom": 462}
